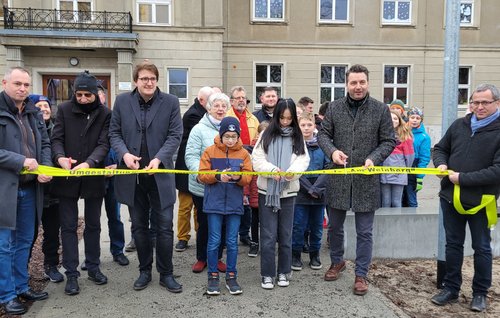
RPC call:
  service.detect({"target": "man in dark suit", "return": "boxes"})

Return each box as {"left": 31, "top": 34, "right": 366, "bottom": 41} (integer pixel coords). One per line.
{"left": 174, "top": 86, "right": 213, "bottom": 252}
{"left": 109, "top": 60, "right": 183, "bottom": 293}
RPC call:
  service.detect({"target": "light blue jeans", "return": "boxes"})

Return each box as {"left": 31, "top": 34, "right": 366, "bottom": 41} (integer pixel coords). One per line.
{"left": 207, "top": 213, "right": 240, "bottom": 277}
{"left": 0, "top": 185, "right": 36, "bottom": 303}
{"left": 380, "top": 183, "right": 404, "bottom": 207}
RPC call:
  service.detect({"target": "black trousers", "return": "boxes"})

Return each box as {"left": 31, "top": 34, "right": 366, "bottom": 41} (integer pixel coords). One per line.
{"left": 59, "top": 196, "right": 103, "bottom": 277}
{"left": 192, "top": 195, "right": 223, "bottom": 262}
{"left": 129, "top": 175, "right": 174, "bottom": 275}
{"left": 42, "top": 203, "right": 60, "bottom": 266}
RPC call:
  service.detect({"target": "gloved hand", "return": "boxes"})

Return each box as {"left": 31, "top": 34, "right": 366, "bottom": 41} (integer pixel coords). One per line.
{"left": 416, "top": 178, "right": 423, "bottom": 192}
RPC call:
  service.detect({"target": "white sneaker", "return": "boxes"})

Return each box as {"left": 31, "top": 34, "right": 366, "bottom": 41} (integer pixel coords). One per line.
{"left": 261, "top": 276, "right": 274, "bottom": 289}
{"left": 277, "top": 273, "right": 290, "bottom": 287}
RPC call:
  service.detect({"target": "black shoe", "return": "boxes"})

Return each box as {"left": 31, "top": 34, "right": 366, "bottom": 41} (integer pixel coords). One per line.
{"left": 431, "top": 289, "right": 459, "bottom": 306}
{"left": 19, "top": 288, "right": 49, "bottom": 301}
{"left": 113, "top": 253, "right": 130, "bottom": 266}
{"left": 291, "top": 250, "right": 303, "bottom": 271}
{"left": 248, "top": 242, "right": 259, "bottom": 257}
{"left": 44, "top": 265, "right": 64, "bottom": 283}
{"left": 125, "top": 239, "right": 136, "bottom": 252}
{"left": 65, "top": 276, "right": 80, "bottom": 296}
{"left": 240, "top": 237, "right": 251, "bottom": 246}
{"left": 159, "top": 275, "right": 183, "bottom": 293}
{"left": 470, "top": 295, "right": 487, "bottom": 312}
{"left": 309, "top": 250, "right": 322, "bottom": 270}
{"left": 302, "top": 242, "right": 310, "bottom": 254}
{"left": 2, "top": 297, "right": 27, "bottom": 315}
{"left": 175, "top": 240, "right": 188, "bottom": 252}
{"left": 133, "top": 271, "right": 152, "bottom": 291}
{"left": 80, "top": 261, "right": 87, "bottom": 271}
{"left": 88, "top": 270, "right": 108, "bottom": 285}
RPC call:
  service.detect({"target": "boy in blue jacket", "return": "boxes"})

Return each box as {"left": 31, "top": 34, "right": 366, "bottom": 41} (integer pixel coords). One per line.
{"left": 197, "top": 117, "right": 252, "bottom": 295}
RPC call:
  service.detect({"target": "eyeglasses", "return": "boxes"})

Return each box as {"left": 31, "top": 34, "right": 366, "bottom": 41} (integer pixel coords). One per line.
{"left": 75, "top": 92, "right": 93, "bottom": 98}
{"left": 138, "top": 77, "right": 157, "bottom": 83}
{"left": 470, "top": 100, "right": 497, "bottom": 107}
{"left": 222, "top": 135, "right": 239, "bottom": 141}
{"left": 231, "top": 96, "right": 246, "bottom": 100}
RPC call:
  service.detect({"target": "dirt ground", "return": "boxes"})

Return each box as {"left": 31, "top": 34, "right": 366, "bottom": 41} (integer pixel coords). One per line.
{"left": 2, "top": 219, "right": 498, "bottom": 317}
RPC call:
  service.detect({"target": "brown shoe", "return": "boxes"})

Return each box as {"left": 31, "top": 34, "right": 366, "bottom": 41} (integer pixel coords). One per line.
{"left": 353, "top": 276, "right": 368, "bottom": 295}
{"left": 324, "top": 261, "right": 346, "bottom": 281}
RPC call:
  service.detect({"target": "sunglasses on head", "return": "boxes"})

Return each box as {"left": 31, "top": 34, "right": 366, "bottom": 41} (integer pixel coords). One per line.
{"left": 75, "top": 92, "right": 93, "bottom": 98}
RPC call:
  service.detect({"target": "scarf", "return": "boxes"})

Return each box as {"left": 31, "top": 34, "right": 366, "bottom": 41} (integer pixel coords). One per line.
{"left": 265, "top": 126, "right": 294, "bottom": 212}
{"left": 234, "top": 107, "right": 250, "bottom": 145}
{"left": 207, "top": 114, "right": 222, "bottom": 130}
{"left": 305, "top": 135, "right": 318, "bottom": 147}
{"left": 471, "top": 109, "right": 500, "bottom": 136}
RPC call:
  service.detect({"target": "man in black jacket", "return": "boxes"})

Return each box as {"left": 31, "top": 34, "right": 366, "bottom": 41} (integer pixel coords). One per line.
{"left": 51, "top": 71, "right": 111, "bottom": 296}
{"left": 431, "top": 83, "right": 500, "bottom": 312}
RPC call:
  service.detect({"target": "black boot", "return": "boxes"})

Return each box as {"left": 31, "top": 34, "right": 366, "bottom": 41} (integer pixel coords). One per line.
{"left": 302, "top": 231, "right": 310, "bottom": 253}
{"left": 309, "top": 250, "right": 322, "bottom": 270}
{"left": 291, "top": 250, "right": 303, "bottom": 271}
{"left": 437, "top": 260, "right": 446, "bottom": 289}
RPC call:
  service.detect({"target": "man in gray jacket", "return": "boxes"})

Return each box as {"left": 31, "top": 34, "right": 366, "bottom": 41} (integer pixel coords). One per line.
{"left": 0, "top": 67, "right": 52, "bottom": 315}
{"left": 318, "top": 64, "right": 395, "bottom": 296}
{"left": 109, "top": 60, "right": 183, "bottom": 293}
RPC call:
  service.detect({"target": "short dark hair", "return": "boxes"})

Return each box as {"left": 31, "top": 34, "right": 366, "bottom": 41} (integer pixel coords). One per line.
{"left": 298, "top": 96, "right": 314, "bottom": 107}
{"left": 133, "top": 59, "right": 159, "bottom": 82}
{"left": 260, "top": 86, "right": 278, "bottom": 97}
{"left": 318, "top": 101, "right": 329, "bottom": 116}
{"left": 346, "top": 64, "right": 369, "bottom": 83}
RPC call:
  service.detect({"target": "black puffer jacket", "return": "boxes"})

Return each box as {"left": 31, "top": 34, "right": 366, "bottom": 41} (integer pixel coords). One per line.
{"left": 433, "top": 113, "right": 500, "bottom": 209}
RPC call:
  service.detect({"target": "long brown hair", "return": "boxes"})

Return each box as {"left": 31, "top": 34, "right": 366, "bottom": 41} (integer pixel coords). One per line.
{"left": 391, "top": 110, "right": 412, "bottom": 142}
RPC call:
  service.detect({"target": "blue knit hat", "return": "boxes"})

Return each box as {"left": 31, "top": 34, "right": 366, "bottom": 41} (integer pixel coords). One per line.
{"left": 219, "top": 117, "right": 240, "bottom": 138}
{"left": 28, "top": 94, "right": 51, "bottom": 106}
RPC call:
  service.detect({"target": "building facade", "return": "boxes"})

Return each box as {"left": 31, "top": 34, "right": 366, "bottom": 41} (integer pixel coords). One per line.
{"left": 1, "top": 0, "right": 499, "bottom": 144}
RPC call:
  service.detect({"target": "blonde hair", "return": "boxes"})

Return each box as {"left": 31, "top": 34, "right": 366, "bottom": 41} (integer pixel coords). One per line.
{"left": 390, "top": 110, "right": 412, "bottom": 142}
{"left": 298, "top": 111, "right": 314, "bottom": 123}
{"left": 258, "top": 120, "right": 269, "bottom": 133}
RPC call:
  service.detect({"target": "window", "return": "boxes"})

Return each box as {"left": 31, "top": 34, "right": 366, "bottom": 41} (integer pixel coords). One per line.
{"left": 255, "top": 63, "right": 283, "bottom": 105}
{"left": 167, "top": 68, "right": 188, "bottom": 100}
{"left": 458, "top": 66, "right": 471, "bottom": 110}
{"left": 460, "top": 0, "right": 473, "bottom": 26}
{"left": 382, "top": 0, "right": 411, "bottom": 24}
{"left": 319, "top": 0, "right": 349, "bottom": 23}
{"left": 253, "top": 0, "right": 284, "bottom": 21}
{"left": 137, "top": 0, "right": 171, "bottom": 25}
{"left": 383, "top": 66, "right": 409, "bottom": 104}
{"left": 58, "top": 0, "right": 92, "bottom": 22}
{"left": 320, "top": 65, "right": 347, "bottom": 103}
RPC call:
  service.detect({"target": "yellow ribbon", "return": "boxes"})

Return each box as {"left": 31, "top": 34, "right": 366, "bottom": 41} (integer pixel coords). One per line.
{"left": 453, "top": 184, "right": 498, "bottom": 229}
{"left": 23, "top": 165, "right": 451, "bottom": 178}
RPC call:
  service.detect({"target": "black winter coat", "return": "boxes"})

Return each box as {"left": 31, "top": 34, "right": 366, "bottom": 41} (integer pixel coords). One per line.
{"left": 433, "top": 114, "right": 500, "bottom": 209}
{"left": 51, "top": 99, "right": 110, "bottom": 199}
{"left": 175, "top": 98, "right": 206, "bottom": 192}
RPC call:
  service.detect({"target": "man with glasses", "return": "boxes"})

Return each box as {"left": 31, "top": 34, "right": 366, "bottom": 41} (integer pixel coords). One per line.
{"left": 51, "top": 70, "right": 111, "bottom": 296}
{"left": 431, "top": 83, "right": 500, "bottom": 312}
{"left": 0, "top": 67, "right": 52, "bottom": 315}
{"left": 227, "top": 86, "right": 260, "bottom": 252}
{"left": 109, "top": 60, "right": 183, "bottom": 293}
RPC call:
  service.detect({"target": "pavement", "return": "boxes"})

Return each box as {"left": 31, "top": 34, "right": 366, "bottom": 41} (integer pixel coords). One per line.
{"left": 25, "top": 176, "right": 445, "bottom": 318}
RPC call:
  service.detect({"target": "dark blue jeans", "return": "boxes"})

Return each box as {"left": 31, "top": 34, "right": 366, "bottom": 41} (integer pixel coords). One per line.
{"left": 239, "top": 205, "right": 252, "bottom": 240}
{"left": 328, "top": 208, "right": 374, "bottom": 277}
{"left": 441, "top": 199, "right": 492, "bottom": 296}
{"left": 192, "top": 195, "right": 223, "bottom": 262}
{"left": 207, "top": 213, "right": 240, "bottom": 276}
{"left": 0, "top": 185, "right": 36, "bottom": 303}
{"left": 292, "top": 204, "right": 324, "bottom": 252}
{"left": 104, "top": 178, "right": 125, "bottom": 256}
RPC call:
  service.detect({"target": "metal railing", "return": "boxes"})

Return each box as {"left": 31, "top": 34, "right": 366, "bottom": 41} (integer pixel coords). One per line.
{"left": 3, "top": 6, "right": 133, "bottom": 33}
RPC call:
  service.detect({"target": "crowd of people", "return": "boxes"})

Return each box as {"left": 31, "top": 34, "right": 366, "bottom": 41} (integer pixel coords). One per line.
{"left": 0, "top": 62, "right": 498, "bottom": 315}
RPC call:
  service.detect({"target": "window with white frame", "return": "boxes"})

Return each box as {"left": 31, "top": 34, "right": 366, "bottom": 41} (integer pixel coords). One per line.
{"left": 58, "top": 0, "right": 92, "bottom": 22}
{"left": 383, "top": 66, "right": 409, "bottom": 104}
{"left": 255, "top": 63, "right": 283, "bottom": 105}
{"left": 458, "top": 66, "right": 471, "bottom": 110}
{"left": 319, "top": 0, "right": 349, "bottom": 23}
{"left": 382, "top": 0, "right": 411, "bottom": 24}
{"left": 137, "top": 0, "right": 171, "bottom": 25}
{"left": 167, "top": 68, "right": 188, "bottom": 100}
{"left": 460, "top": 0, "right": 473, "bottom": 26}
{"left": 253, "top": 0, "right": 284, "bottom": 21}
{"left": 320, "top": 65, "right": 347, "bottom": 103}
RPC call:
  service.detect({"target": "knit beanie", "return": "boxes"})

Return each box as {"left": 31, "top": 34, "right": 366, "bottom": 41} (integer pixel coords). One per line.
{"left": 219, "top": 117, "right": 241, "bottom": 138}
{"left": 74, "top": 70, "right": 98, "bottom": 95}
{"left": 407, "top": 106, "right": 424, "bottom": 119}
{"left": 28, "top": 94, "right": 51, "bottom": 106}
{"left": 389, "top": 99, "right": 406, "bottom": 114}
